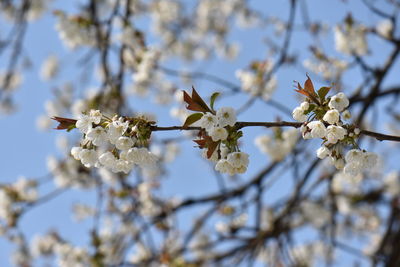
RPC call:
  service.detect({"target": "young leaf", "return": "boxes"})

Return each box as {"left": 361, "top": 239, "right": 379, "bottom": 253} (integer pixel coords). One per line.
{"left": 183, "top": 113, "right": 203, "bottom": 128}
{"left": 191, "top": 87, "right": 212, "bottom": 113}
{"left": 304, "top": 74, "right": 315, "bottom": 95}
{"left": 207, "top": 141, "right": 219, "bottom": 159}
{"left": 183, "top": 90, "right": 208, "bottom": 112}
{"left": 210, "top": 92, "right": 220, "bottom": 112}
{"left": 294, "top": 75, "right": 320, "bottom": 105}
{"left": 51, "top": 117, "right": 77, "bottom": 130}
{"left": 317, "top": 86, "right": 331, "bottom": 102}
{"left": 193, "top": 139, "right": 207, "bottom": 148}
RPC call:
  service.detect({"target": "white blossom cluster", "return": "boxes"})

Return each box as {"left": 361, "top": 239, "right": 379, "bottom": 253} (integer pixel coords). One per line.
{"left": 197, "top": 107, "right": 250, "bottom": 175}
{"left": 376, "top": 19, "right": 393, "bottom": 39}
{"left": 334, "top": 23, "right": 368, "bottom": 56}
{"left": 0, "top": 71, "right": 23, "bottom": 92}
{"left": 40, "top": 54, "right": 59, "bottom": 81}
{"left": 255, "top": 128, "right": 298, "bottom": 161}
{"left": 293, "top": 91, "right": 378, "bottom": 174}
{"left": 149, "top": 0, "right": 257, "bottom": 61}
{"left": 130, "top": 48, "right": 161, "bottom": 96}
{"left": 303, "top": 48, "right": 348, "bottom": 81}
{"left": 214, "top": 151, "right": 250, "bottom": 176}
{"left": 0, "top": 177, "right": 38, "bottom": 227}
{"left": 55, "top": 12, "right": 96, "bottom": 50}
{"left": 0, "top": 0, "right": 51, "bottom": 21}
{"left": 215, "top": 213, "right": 248, "bottom": 234}
{"left": 236, "top": 64, "right": 277, "bottom": 100}
{"left": 36, "top": 83, "right": 75, "bottom": 130}
{"left": 71, "top": 110, "right": 158, "bottom": 174}
{"left": 0, "top": 71, "right": 23, "bottom": 114}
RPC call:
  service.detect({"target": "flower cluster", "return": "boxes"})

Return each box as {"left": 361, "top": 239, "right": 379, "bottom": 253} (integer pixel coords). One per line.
{"left": 0, "top": 177, "right": 38, "bottom": 227}
{"left": 54, "top": 110, "right": 158, "bottom": 174}
{"left": 183, "top": 88, "right": 249, "bottom": 175}
{"left": 334, "top": 15, "right": 368, "bottom": 56}
{"left": 235, "top": 60, "right": 277, "bottom": 100}
{"left": 292, "top": 76, "right": 377, "bottom": 174}
{"left": 54, "top": 11, "right": 96, "bottom": 50}
{"left": 255, "top": 128, "right": 298, "bottom": 162}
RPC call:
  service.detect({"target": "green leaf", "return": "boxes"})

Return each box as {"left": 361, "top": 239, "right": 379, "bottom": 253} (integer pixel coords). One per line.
{"left": 183, "top": 113, "right": 203, "bottom": 128}
{"left": 304, "top": 104, "right": 316, "bottom": 115}
{"left": 210, "top": 92, "right": 220, "bottom": 111}
{"left": 317, "top": 86, "right": 331, "bottom": 102}
{"left": 67, "top": 124, "right": 77, "bottom": 132}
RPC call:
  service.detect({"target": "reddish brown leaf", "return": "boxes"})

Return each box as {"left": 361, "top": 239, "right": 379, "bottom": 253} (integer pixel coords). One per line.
{"left": 51, "top": 116, "right": 77, "bottom": 130}
{"left": 294, "top": 75, "right": 320, "bottom": 105}
{"left": 304, "top": 74, "right": 315, "bottom": 96}
{"left": 191, "top": 86, "right": 212, "bottom": 113}
{"left": 206, "top": 141, "right": 219, "bottom": 158}
{"left": 193, "top": 139, "right": 207, "bottom": 148}
{"left": 182, "top": 88, "right": 212, "bottom": 113}
{"left": 183, "top": 90, "right": 207, "bottom": 112}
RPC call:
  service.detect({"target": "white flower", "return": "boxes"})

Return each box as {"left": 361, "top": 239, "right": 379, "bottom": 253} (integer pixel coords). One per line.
{"left": 334, "top": 25, "right": 367, "bottom": 56}
{"left": 71, "top": 146, "right": 82, "bottom": 160}
{"left": 112, "top": 159, "right": 133, "bottom": 174}
{"left": 376, "top": 19, "right": 393, "bottom": 38}
{"left": 216, "top": 107, "right": 236, "bottom": 127}
{"left": 89, "top": 110, "right": 102, "bottom": 124}
{"left": 215, "top": 159, "right": 234, "bottom": 175}
{"left": 343, "top": 149, "right": 378, "bottom": 175}
{"left": 108, "top": 120, "right": 129, "bottom": 144}
{"left": 383, "top": 172, "right": 400, "bottom": 196}
{"left": 343, "top": 161, "right": 362, "bottom": 176}
{"left": 292, "top": 106, "right": 307, "bottom": 122}
{"left": 14, "top": 177, "right": 38, "bottom": 202}
{"left": 99, "top": 152, "right": 117, "bottom": 168}
{"left": 40, "top": 55, "right": 59, "bottom": 81}
{"left": 86, "top": 126, "right": 108, "bottom": 146}
{"left": 363, "top": 152, "right": 378, "bottom": 167}
{"left": 328, "top": 93, "right": 349, "bottom": 112}
{"left": 255, "top": 128, "right": 298, "bottom": 161}
{"left": 115, "top": 136, "right": 135, "bottom": 150}
{"left": 308, "top": 121, "right": 327, "bottom": 138}
{"left": 198, "top": 113, "right": 217, "bottom": 130}
{"left": 75, "top": 110, "right": 103, "bottom": 134}
{"left": 236, "top": 70, "right": 256, "bottom": 93}
{"left": 76, "top": 115, "right": 93, "bottom": 134}
{"left": 227, "top": 152, "right": 249, "bottom": 168}
{"left": 300, "top": 124, "right": 312, "bottom": 139}
{"left": 325, "top": 125, "right": 346, "bottom": 144}
{"left": 127, "top": 147, "right": 157, "bottom": 166}
{"left": 316, "top": 146, "right": 330, "bottom": 159}
{"left": 323, "top": 109, "right": 340, "bottom": 125}
{"left": 202, "top": 148, "right": 219, "bottom": 162}
{"left": 31, "top": 234, "right": 59, "bottom": 257}
{"left": 209, "top": 127, "right": 228, "bottom": 141}
{"left": 345, "top": 149, "right": 363, "bottom": 163}
{"left": 342, "top": 109, "right": 351, "bottom": 120}
{"left": 334, "top": 158, "right": 345, "bottom": 170}
{"left": 0, "top": 71, "right": 22, "bottom": 91}
{"left": 300, "top": 101, "right": 309, "bottom": 110}
{"left": 79, "top": 149, "right": 98, "bottom": 168}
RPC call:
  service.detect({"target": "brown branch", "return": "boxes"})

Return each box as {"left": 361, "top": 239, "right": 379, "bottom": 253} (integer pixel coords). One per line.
{"left": 360, "top": 130, "right": 400, "bottom": 142}
{"left": 151, "top": 121, "right": 400, "bottom": 142}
